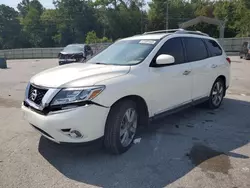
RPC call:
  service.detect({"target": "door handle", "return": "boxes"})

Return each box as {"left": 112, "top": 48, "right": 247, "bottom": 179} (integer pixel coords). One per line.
{"left": 183, "top": 70, "right": 191, "bottom": 75}
{"left": 211, "top": 64, "right": 218, "bottom": 68}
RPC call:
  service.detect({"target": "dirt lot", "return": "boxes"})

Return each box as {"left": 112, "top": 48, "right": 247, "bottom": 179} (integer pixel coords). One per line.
{"left": 0, "top": 57, "right": 250, "bottom": 188}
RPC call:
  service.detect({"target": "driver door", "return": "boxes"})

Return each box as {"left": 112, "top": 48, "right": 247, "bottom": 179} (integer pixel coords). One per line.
{"left": 148, "top": 37, "right": 193, "bottom": 116}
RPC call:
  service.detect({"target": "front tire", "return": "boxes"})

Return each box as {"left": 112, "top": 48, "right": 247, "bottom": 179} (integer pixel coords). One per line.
{"left": 104, "top": 100, "right": 138, "bottom": 154}
{"left": 207, "top": 78, "right": 225, "bottom": 109}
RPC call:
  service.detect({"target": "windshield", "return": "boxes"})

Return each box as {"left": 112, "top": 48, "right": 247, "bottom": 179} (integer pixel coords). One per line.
{"left": 63, "top": 45, "right": 84, "bottom": 52}
{"left": 88, "top": 39, "right": 158, "bottom": 65}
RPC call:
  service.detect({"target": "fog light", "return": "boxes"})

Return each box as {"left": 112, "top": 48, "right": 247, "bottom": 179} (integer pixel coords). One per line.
{"left": 69, "top": 130, "right": 83, "bottom": 138}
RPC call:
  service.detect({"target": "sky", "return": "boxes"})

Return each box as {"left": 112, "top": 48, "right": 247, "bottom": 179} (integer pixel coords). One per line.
{"left": 1, "top": 0, "right": 54, "bottom": 9}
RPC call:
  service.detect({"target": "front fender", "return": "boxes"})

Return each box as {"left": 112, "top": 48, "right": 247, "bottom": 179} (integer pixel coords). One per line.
{"left": 92, "top": 74, "right": 153, "bottom": 117}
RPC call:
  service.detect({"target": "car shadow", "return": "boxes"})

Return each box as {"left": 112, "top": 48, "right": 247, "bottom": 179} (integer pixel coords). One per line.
{"left": 38, "top": 97, "right": 250, "bottom": 188}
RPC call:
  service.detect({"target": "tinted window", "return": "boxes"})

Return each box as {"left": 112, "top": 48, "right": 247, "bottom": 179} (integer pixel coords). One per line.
{"left": 155, "top": 37, "right": 185, "bottom": 64}
{"left": 184, "top": 37, "right": 208, "bottom": 62}
{"left": 205, "top": 39, "right": 222, "bottom": 56}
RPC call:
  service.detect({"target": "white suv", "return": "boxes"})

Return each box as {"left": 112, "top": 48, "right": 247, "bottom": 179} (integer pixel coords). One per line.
{"left": 22, "top": 29, "right": 231, "bottom": 154}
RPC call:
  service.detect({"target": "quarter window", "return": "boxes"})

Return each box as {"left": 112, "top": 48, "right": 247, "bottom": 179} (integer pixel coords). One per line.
{"left": 183, "top": 37, "right": 208, "bottom": 62}
{"left": 205, "top": 39, "right": 222, "bottom": 57}
{"left": 154, "top": 37, "right": 185, "bottom": 65}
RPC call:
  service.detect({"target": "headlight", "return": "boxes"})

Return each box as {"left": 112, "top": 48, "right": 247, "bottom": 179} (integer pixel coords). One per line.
{"left": 51, "top": 86, "right": 105, "bottom": 106}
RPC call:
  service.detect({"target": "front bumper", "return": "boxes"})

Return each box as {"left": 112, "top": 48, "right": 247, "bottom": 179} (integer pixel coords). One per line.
{"left": 22, "top": 103, "right": 110, "bottom": 143}
{"left": 59, "top": 58, "right": 85, "bottom": 65}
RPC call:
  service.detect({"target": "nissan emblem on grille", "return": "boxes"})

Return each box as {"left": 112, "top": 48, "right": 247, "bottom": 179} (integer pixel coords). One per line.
{"left": 31, "top": 89, "right": 38, "bottom": 101}
{"left": 28, "top": 85, "right": 48, "bottom": 105}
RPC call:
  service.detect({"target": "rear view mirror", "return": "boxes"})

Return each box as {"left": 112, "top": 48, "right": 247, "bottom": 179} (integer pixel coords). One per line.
{"left": 156, "top": 54, "right": 175, "bottom": 65}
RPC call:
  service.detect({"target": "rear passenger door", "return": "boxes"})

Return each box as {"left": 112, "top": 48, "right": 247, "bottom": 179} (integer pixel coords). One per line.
{"left": 183, "top": 37, "right": 216, "bottom": 100}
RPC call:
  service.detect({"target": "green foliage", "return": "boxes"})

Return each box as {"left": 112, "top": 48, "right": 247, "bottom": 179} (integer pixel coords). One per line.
{"left": 86, "top": 31, "right": 112, "bottom": 44}
{"left": 148, "top": 0, "right": 250, "bottom": 38}
{"left": 1, "top": 0, "right": 250, "bottom": 49}
{"left": 86, "top": 31, "right": 99, "bottom": 44}
{"left": 0, "top": 5, "right": 22, "bottom": 49}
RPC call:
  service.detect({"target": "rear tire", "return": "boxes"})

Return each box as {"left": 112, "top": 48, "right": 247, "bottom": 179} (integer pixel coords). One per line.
{"left": 206, "top": 78, "right": 225, "bottom": 109}
{"left": 104, "top": 100, "right": 138, "bottom": 154}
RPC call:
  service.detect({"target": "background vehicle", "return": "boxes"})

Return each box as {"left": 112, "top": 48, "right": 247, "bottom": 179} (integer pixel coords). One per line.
{"left": 22, "top": 29, "right": 230, "bottom": 155}
{"left": 239, "top": 41, "right": 250, "bottom": 60}
{"left": 58, "top": 44, "right": 93, "bottom": 65}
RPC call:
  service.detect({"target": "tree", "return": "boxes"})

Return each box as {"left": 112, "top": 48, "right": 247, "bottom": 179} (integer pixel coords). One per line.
{"left": 0, "top": 5, "right": 22, "bottom": 49}
{"left": 20, "top": 0, "right": 45, "bottom": 47}
{"left": 18, "top": 0, "right": 44, "bottom": 17}
{"left": 40, "top": 9, "right": 59, "bottom": 47}
{"left": 85, "top": 31, "right": 112, "bottom": 44}
{"left": 148, "top": 0, "right": 195, "bottom": 30}
{"left": 2, "top": 0, "right": 250, "bottom": 49}
{"left": 53, "top": 0, "right": 98, "bottom": 45}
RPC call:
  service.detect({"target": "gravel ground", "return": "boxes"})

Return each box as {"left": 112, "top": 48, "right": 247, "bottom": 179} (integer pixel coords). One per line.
{"left": 0, "top": 57, "right": 250, "bottom": 188}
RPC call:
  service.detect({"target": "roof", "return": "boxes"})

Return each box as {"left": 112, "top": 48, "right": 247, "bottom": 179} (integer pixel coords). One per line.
{"left": 121, "top": 33, "right": 169, "bottom": 41}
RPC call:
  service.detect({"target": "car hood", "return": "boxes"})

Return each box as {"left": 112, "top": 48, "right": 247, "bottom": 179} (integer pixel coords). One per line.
{"left": 30, "top": 63, "right": 130, "bottom": 88}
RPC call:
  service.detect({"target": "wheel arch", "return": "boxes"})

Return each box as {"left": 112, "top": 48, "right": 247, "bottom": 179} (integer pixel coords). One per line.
{"left": 216, "top": 75, "right": 226, "bottom": 96}
{"left": 109, "top": 95, "right": 149, "bottom": 127}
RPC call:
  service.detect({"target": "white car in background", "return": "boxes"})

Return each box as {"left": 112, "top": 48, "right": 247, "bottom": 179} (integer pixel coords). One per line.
{"left": 22, "top": 29, "right": 230, "bottom": 154}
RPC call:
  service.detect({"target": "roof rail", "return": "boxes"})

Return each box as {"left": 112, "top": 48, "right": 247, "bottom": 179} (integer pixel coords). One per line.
{"left": 143, "top": 29, "right": 184, "bottom": 35}
{"left": 175, "top": 30, "right": 209, "bottom": 36}
{"left": 143, "top": 29, "right": 209, "bottom": 37}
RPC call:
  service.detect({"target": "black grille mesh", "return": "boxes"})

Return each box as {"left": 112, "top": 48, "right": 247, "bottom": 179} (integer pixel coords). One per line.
{"left": 28, "top": 85, "right": 48, "bottom": 105}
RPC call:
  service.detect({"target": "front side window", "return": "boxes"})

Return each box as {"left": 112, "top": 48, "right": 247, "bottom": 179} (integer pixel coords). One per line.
{"left": 154, "top": 37, "right": 185, "bottom": 65}
{"left": 184, "top": 37, "right": 208, "bottom": 62}
{"left": 88, "top": 39, "right": 159, "bottom": 65}
{"left": 205, "top": 39, "right": 222, "bottom": 57}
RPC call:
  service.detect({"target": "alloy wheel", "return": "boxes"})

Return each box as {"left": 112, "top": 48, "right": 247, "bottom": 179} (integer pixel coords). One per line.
{"left": 120, "top": 108, "right": 137, "bottom": 147}
{"left": 212, "top": 81, "right": 224, "bottom": 106}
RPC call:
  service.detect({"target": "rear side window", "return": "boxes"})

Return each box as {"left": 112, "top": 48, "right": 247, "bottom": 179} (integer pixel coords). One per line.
{"left": 183, "top": 37, "right": 208, "bottom": 62}
{"left": 205, "top": 39, "right": 222, "bottom": 57}
{"left": 155, "top": 37, "right": 185, "bottom": 65}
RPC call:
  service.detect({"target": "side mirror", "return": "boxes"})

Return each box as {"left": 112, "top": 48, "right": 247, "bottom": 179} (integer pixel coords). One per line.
{"left": 156, "top": 54, "right": 175, "bottom": 65}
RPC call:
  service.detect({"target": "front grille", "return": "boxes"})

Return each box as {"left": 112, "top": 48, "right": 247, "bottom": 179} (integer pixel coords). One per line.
{"left": 59, "top": 53, "right": 84, "bottom": 60}
{"left": 28, "top": 85, "right": 48, "bottom": 105}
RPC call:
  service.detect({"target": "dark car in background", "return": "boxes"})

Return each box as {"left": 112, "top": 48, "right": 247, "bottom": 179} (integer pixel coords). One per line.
{"left": 239, "top": 41, "right": 250, "bottom": 60}
{"left": 58, "top": 44, "right": 93, "bottom": 65}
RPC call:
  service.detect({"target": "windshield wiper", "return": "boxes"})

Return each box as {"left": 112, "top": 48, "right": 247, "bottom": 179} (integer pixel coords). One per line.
{"left": 92, "top": 62, "right": 107, "bottom": 65}
{"left": 93, "top": 62, "right": 116, "bottom": 65}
